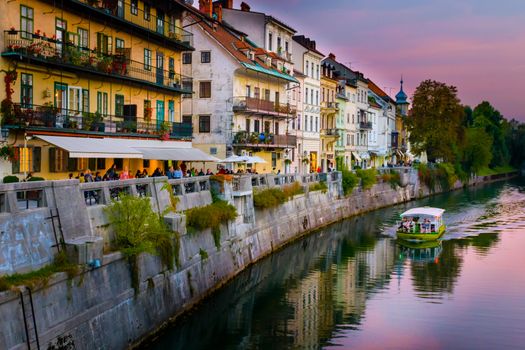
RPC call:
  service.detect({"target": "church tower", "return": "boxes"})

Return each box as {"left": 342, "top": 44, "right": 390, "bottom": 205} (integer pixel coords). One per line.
{"left": 395, "top": 77, "right": 409, "bottom": 116}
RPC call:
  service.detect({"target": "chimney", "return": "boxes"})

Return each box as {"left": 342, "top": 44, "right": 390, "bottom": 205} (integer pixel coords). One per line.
{"left": 199, "top": 0, "right": 212, "bottom": 17}
{"left": 213, "top": 2, "right": 223, "bottom": 22}
{"left": 240, "top": 2, "right": 250, "bottom": 11}
{"left": 329, "top": 53, "right": 336, "bottom": 60}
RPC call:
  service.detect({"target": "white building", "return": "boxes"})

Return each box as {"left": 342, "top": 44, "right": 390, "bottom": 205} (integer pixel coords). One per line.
{"left": 292, "top": 35, "right": 323, "bottom": 173}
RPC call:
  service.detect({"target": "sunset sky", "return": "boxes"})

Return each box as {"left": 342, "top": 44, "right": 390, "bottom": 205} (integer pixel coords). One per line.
{"left": 227, "top": 0, "right": 525, "bottom": 120}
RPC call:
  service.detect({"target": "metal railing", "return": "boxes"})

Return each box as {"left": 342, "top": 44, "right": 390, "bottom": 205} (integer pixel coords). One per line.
{"left": 3, "top": 31, "right": 193, "bottom": 94}
{"left": 359, "top": 121, "right": 373, "bottom": 130}
{"left": 232, "top": 96, "right": 297, "bottom": 117}
{"left": 232, "top": 131, "right": 297, "bottom": 148}
{"left": 322, "top": 128, "right": 339, "bottom": 137}
{"left": 73, "top": 0, "right": 193, "bottom": 49}
{"left": 7, "top": 104, "right": 193, "bottom": 139}
{"left": 322, "top": 101, "right": 339, "bottom": 109}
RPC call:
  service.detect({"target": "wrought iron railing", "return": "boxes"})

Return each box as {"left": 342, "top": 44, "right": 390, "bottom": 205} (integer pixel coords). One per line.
{"left": 72, "top": 0, "right": 193, "bottom": 49}
{"left": 359, "top": 121, "right": 373, "bottom": 130}
{"left": 6, "top": 104, "right": 192, "bottom": 139}
{"left": 3, "top": 31, "right": 192, "bottom": 94}
{"left": 232, "top": 96, "right": 296, "bottom": 117}
{"left": 232, "top": 131, "right": 297, "bottom": 147}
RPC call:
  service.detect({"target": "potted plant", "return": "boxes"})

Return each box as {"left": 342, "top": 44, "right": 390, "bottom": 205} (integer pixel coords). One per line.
{"left": 158, "top": 121, "right": 170, "bottom": 140}
{"left": 0, "top": 145, "right": 15, "bottom": 162}
{"left": 33, "top": 29, "right": 41, "bottom": 39}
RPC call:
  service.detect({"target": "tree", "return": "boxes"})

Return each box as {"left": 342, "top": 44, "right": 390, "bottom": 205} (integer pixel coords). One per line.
{"left": 472, "top": 101, "right": 510, "bottom": 167}
{"left": 406, "top": 80, "right": 465, "bottom": 162}
{"left": 462, "top": 127, "right": 493, "bottom": 173}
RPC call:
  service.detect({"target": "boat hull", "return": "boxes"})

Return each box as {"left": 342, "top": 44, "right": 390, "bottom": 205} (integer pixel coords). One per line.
{"left": 397, "top": 225, "right": 446, "bottom": 242}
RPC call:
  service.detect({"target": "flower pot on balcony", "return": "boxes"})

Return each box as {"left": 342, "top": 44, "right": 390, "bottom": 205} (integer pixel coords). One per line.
{"left": 8, "top": 29, "right": 17, "bottom": 35}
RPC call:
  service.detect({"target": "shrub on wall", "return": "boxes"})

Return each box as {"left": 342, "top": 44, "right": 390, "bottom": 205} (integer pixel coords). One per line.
{"left": 104, "top": 194, "right": 177, "bottom": 291}
{"left": 356, "top": 168, "right": 377, "bottom": 190}
{"left": 3, "top": 175, "right": 19, "bottom": 183}
{"left": 185, "top": 200, "right": 237, "bottom": 249}
{"left": 381, "top": 171, "right": 401, "bottom": 189}
{"left": 253, "top": 188, "right": 287, "bottom": 209}
{"left": 282, "top": 181, "right": 304, "bottom": 199}
{"left": 341, "top": 169, "right": 359, "bottom": 195}
{"left": 27, "top": 176, "right": 45, "bottom": 182}
{"left": 309, "top": 181, "right": 328, "bottom": 193}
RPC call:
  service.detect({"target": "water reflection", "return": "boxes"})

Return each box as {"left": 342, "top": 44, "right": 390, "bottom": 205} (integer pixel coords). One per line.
{"left": 146, "top": 179, "right": 525, "bottom": 350}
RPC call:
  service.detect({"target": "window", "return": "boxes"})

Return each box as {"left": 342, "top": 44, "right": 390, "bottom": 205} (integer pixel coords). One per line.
{"left": 277, "top": 37, "right": 281, "bottom": 51}
{"left": 169, "top": 57, "right": 175, "bottom": 79}
{"left": 201, "top": 51, "right": 211, "bottom": 63}
{"left": 182, "top": 115, "right": 192, "bottom": 124}
{"left": 144, "top": 3, "right": 151, "bottom": 21}
{"left": 78, "top": 28, "right": 89, "bottom": 49}
{"left": 199, "top": 81, "right": 211, "bottom": 98}
{"left": 115, "top": 94, "right": 124, "bottom": 117}
{"left": 310, "top": 116, "right": 313, "bottom": 131}
{"left": 20, "top": 5, "right": 34, "bottom": 40}
{"left": 182, "top": 52, "right": 192, "bottom": 64}
{"left": 271, "top": 152, "right": 277, "bottom": 168}
{"left": 199, "top": 115, "right": 210, "bottom": 133}
{"left": 268, "top": 33, "right": 273, "bottom": 51}
{"left": 156, "top": 9, "right": 164, "bottom": 34}
{"left": 130, "top": 0, "right": 138, "bottom": 15}
{"left": 254, "top": 120, "right": 260, "bottom": 133}
{"left": 97, "top": 33, "right": 112, "bottom": 55}
{"left": 316, "top": 117, "right": 319, "bottom": 132}
{"left": 297, "top": 114, "right": 301, "bottom": 130}
{"left": 254, "top": 87, "right": 260, "bottom": 99}
{"left": 264, "top": 89, "right": 270, "bottom": 101}
{"left": 285, "top": 41, "right": 289, "bottom": 53}
{"left": 144, "top": 100, "right": 151, "bottom": 120}
{"left": 311, "top": 64, "right": 314, "bottom": 78}
{"left": 304, "top": 115, "right": 308, "bottom": 131}
{"left": 97, "top": 92, "right": 108, "bottom": 115}
{"left": 246, "top": 119, "right": 251, "bottom": 132}
{"left": 82, "top": 89, "right": 89, "bottom": 113}
{"left": 13, "top": 146, "right": 41, "bottom": 174}
{"left": 20, "top": 73, "right": 33, "bottom": 108}
{"left": 264, "top": 121, "right": 270, "bottom": 133}
{"left": 316, "top": 90, "right": 319, "bottom": 106}
{"left": 305, "top": 88, "right": 309, "bottom": 104}
{"left": 246, "top": 85, "right": 251, "bottom": 97}
{"left": 275, "top": 122, "right": 279, "bottom": 135}
{"left": 115, "top": 38, "right": 125, "bottom": 50}
{"left": 144, "top": 49, "right": 152, "bottom": 70}
{"left": 316, "top": 65, "right": 320, "bottom": 79}
{"left": 310, "top": 91, "right": 313, "bottom": 105}
{"left": 168, "top": 100, "right": 175, "bottom": 122}
{"left": 306, "top": 61, "right": 309, "bottom": 76}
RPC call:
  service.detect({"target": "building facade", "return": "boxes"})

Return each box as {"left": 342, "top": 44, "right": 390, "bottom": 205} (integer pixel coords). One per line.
{"left": 320, "top": 62, "right": 339, "bottom": 172}
{"left": 0, "top": 0, "right": 199, "bottom": 179}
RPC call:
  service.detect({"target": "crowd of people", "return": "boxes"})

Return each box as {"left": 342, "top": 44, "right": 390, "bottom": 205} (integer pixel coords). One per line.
{"left": 70, "top": 162, "right": 216, "bottom": 183}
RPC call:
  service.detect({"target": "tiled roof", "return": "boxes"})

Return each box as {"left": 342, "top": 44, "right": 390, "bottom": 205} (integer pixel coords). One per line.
{"left": 368, "top": 80, "right": 392, "bottom": 102}
{"left": 191, "top": 14, "right": 295, "bottom": 82}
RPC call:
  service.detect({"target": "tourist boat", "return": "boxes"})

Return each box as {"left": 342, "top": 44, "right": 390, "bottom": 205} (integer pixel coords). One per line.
{"left": 396, "top": 207, "right": 446, "bottom": 242}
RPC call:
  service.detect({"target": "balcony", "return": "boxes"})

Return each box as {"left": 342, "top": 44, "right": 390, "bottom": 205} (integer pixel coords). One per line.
{"left": 2, "top": 31, "right": 193, "bottom": 94}
{"left": 41, "top": 0, "right": 193, "bottom": 51}
{"left": 276, "top": 50, "right": 292, "bottom": 62}
{"left": 4, "top": 104, "right": 193, "bottom": 140}
{"left": 232, "top": 97, "right": 296, "bottom": 118}
{"left": 321, "top": 128, "right": 340, "bottom": 139}
{"left": 232, "top": 131, "right": 297, "bottom": 148}
{"left": 359, "top": 121, "right": 373, "bottom": 130}
{"left": 321, "top": 101, "right": 339, "bottom": 114}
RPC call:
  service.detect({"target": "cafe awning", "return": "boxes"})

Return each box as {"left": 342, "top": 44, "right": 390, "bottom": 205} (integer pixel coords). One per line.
{"left": 36, "top": 135, "right": 219, "bottom": 161}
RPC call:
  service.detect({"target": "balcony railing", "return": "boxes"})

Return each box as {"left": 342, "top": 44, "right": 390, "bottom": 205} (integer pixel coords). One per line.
{"left": 321, "top": 128, "right": 340, "bottom": 137}
{"left": 232, "top": 131, "right": 297, "bottom": 148}
{"left": 56, "top": 0, "right": 193, "bottom": 50}
{"left": 3, "top": 31, "right": 193, "bottom": 94}
{"left": 359, "top": 121, "right": 373, "bottom": 130}
{"left": 5, "top": 104, "right": 192, "bottom": 139}
{"left": 232, "top": 97, "right": 296, "bottom": 117}
{"left": 321, "top": 101, "right": 339, "bottom": 110}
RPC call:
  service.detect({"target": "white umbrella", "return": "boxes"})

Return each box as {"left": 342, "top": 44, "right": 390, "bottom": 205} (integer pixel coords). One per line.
{"left": 220, "top": 155, "right": 245, "bottom": 163}
{"left": 243, "top": 155, "right": 267, "bottom": 164}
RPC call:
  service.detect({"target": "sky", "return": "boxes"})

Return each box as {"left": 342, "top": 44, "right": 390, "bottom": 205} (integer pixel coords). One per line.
{"left": 227, "top": 0, "right": 525, "bottom": 121}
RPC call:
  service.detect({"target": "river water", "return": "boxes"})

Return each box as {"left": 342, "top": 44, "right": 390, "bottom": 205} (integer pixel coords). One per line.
{"left": 145, "top": 179, "right": 525, "bottom": 350}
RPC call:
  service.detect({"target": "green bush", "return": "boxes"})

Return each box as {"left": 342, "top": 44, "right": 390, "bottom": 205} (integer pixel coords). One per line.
{"left": 0, "top": 251, "right": 78, "bottom": 291}
{"left": 104, "top": 193, "right": 176, "bottom": 289}
{"left": 381, "top": 171, "right": 401, "bottom": 189}
{"left": 418, "top": 162, "right": 459, "bottom": 192}
{"left": 341, "top": 169, "right": 359, "bottom": 195}
{"left": 356, "top": 168, "right": 377, "bottom": 190}
{"left": 27, "top": 176, "right": 45, "bottom": 182}
{"left": 309, "top": 181, "right": 328, "bottom": 193}
{"left": 282, "top": 181, "right": 304, "bottom": 199}
{"left": 185, "top": 200, "right": 237, "bottom": 249}
{"left": 253, "top": 188, "right": 287, "bottom": 209}
{"left": 2, "top": 175, "right": 19, "bottom": 183}
{"left": 436, "top": 162, "right": 458, "bottom": 190}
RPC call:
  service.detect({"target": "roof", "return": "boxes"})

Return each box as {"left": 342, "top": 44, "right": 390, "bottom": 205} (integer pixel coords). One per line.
{"left": 396, "top": 79, "right": 409, "bottom": 104}
{"left": 368, "top": 80, "right": 394, "bottom": 103}
{"left": 401, "top": 207, "right": 445, "bottom": 218}
{"left": 190, "top": 14, "right": 296, "bottom": 83}
{"left": 265, "top": 15, "right": 297, "bottom": 34}
{"left": 292, "top": 35, "right": 325, "bottom": 57}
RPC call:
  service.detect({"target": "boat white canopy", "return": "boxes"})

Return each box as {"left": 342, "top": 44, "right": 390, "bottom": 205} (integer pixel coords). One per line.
{"left": 400, "top": 207, "right": 445, "bottom": 218}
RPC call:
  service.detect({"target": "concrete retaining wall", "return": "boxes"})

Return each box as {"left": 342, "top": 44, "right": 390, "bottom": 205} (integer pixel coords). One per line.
{"left": 0, "top": 170, "right": 517, "bottom": 349}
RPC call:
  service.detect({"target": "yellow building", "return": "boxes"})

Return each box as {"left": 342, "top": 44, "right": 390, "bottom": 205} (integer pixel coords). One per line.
{"left": 320, "top": 62, "right": 339, "bottom": 171}
{"left": 0, "top": 0, "right": 210, "bottom": 180}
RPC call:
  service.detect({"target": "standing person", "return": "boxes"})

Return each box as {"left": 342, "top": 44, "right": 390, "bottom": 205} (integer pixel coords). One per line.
{"left": 198, "top": 168, "right": 205, "bottom": 176}
{"left": 135, "top": 169, "right": 142, "bottom": 178}
{"left": 166, "top": 166, "right": 176, "bottom": 179}
{"left": 141, "top": 169, "right": 149, "bottom": 178}
{"left": 180, "top": 161, "right": 187, "bottom": 175}
{"left": 152, "top": 167, "right": 163, "bottom": 177}
{"left": 105, "top": 164, "right": 117, "bottom": 180}
{"left": 119, "top": 166, "right": 130, "bottom": 180}
{"left": 84, "top": 169, "right": 94, "bottom": 182}
{"left": 206, "top": 169, "right": 213, "bottom": 175}
{"left": 174, "top": 167, "right": 183, "bottom": 179}
{"left": 94, "top": 172, "right": 102, "bottom": 182}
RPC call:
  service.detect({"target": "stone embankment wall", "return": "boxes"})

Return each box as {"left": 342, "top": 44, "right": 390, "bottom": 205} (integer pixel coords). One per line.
{"left": 0, "top": 169, "right": 517, "bottom": 349}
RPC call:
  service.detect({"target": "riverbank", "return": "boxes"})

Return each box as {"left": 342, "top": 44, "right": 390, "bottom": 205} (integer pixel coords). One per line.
{"left": 0, "top": 170, "right": 517, "bottom": 349}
